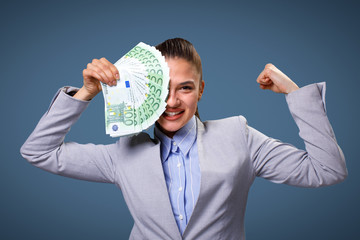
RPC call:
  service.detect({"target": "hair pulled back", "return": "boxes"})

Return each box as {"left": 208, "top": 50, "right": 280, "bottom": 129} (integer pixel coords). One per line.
{"left": 155, "top": 38, "right": 203, "bottom": 119}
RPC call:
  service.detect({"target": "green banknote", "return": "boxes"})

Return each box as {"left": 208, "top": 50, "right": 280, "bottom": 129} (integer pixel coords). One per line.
{"left": 101, "top": 42, "right": 169, "bottom": 137}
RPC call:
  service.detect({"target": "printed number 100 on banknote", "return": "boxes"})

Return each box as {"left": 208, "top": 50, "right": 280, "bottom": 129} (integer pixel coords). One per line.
{"left": 101, "top": 42, "right": 170, "bottom": 137}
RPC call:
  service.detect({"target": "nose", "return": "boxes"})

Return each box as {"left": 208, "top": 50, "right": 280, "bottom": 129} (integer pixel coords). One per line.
{"left": 166, "top": 90, "right": 180, "bottom": 108}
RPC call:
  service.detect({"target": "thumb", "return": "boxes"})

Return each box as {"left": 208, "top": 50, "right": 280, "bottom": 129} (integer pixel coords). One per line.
{"left": 263, "top": 63, "right": 284, "bottom": 85}
{"left": 264, "top": 63, "right": 299, "bottom": 94}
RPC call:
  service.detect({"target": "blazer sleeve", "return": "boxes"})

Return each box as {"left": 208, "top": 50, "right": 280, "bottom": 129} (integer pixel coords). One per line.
{"left": 20, "top": 87, "right": 116, "bottom": 183}
{"left": 247, "top": 82, "right": 347, "bottom": 187}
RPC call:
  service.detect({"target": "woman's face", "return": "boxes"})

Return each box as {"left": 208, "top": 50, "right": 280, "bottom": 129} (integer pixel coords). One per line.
{"left": 157, "top": 57, "right": 204, "bottom": 138}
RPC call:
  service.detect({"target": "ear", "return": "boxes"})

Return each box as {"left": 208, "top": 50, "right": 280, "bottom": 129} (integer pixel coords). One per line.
{"left": 198, "top": 80, "right": 205, "bottom": 101}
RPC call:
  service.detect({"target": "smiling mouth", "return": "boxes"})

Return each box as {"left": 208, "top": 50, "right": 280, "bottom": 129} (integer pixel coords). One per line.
{"left": 164, "top": 111, "right": 184, "bottom": 116}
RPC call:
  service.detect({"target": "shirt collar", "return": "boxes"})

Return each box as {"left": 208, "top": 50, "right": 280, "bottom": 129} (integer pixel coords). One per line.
{"left": 155, "top": 116, "right": 197, "bottom": 163}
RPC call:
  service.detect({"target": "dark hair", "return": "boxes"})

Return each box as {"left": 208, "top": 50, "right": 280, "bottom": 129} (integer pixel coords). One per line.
{"left": 155, "top": 38, "right": 203, "bottom": 119}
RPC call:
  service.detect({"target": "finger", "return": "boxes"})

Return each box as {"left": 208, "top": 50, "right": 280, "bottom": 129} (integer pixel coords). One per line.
{"left": 265, "top": 63, "right": 275, "bottom": 70}
{"left": 83, "top": 68, "right": 103, "bottom": 83}
{"left": 95, "top": 58, "right": 117, "bottom": 86}
{"left": 256, "top": 66, "right": 272, "bottom": 83}
{"left": 256, "top": 70, "right": 265, "bottom": 83}
{"left": 259, "top": 84, "right": 272, "bottom": 90}
{"left": 87, "top": 62, "right": 112, "bottom": 85}
{"left": 98, "top": 58, "right": 117, "bottom": 84}
{"left": 257, "top": 71, "right": 272, "bottom": 85}
{"left": 100, "top": 57, "right": 120, "bottom": 80}
{"left": 259, "top": 78, "right": 273, "bottom": 85}
{"left": 264, "top": 63, "right": 289, "bottom": 85}
{"left": 91, "top": 59, "right": 115, "bottom": 84}
{"left": 87, "top": 63, "right": 106, "bottom": 83}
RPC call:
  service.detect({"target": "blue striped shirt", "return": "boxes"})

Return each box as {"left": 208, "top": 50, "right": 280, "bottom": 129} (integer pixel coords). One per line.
{"left": 154, "top": 116, "right": 201, "bottom": 234}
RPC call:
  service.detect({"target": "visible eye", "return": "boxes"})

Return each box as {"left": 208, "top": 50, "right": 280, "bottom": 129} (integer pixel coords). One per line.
{"left": 180, "top": 86, "right": 193, "bottom": 91}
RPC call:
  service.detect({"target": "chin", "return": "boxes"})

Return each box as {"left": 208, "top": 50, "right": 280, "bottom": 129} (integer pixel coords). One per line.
{"left": 158, "top": 116, "right": 184, "bottom": 134}
{"left": 158, "top": 120, "right": 182, "bottom": 132}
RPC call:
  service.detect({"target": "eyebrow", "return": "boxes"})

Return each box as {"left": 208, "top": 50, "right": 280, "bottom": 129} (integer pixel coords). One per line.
{"left": 179, "top": 80, "right": 195, "bottom": 86}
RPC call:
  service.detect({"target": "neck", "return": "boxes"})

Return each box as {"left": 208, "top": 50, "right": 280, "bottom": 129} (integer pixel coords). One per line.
{"left": 155, "top": 122, "right": 177, "bottom": 138}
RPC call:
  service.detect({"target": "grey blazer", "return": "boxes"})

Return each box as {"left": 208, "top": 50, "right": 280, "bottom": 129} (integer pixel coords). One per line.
{"left": 20, "top": 82, "right": 347, "bottom": 240}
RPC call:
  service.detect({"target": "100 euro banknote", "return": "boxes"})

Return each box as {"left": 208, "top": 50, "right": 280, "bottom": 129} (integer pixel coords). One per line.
{"left": 101, "top": 42, "right": 169, "bottom": 137}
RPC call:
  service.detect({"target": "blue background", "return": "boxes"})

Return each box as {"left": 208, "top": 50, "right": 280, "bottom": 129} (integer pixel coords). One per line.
{"left": 1, "top": 0, "right": 359, "bottom": 239}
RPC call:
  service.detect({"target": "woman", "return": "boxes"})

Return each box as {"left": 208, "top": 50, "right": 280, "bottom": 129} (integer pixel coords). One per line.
{"left": 21, "top": 38, "right": 347, "bottom": 239}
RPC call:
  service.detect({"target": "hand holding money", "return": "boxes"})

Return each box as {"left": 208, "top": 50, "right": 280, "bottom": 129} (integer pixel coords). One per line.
{"left": 101, "top": 42, "right": 170, "bottom": 137}
{"left": 75, "top": 43, "right": 169, "bottom": 137}
{"left": 74, "top": 58, "right": 119, "bottom": 101}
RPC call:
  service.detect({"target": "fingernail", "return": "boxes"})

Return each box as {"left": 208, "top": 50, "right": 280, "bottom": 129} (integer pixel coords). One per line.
{"left": 115, "top": 73, "right": 119, "bottom": 80}
{"left": 113, "top": 81, "right": 117, "bottom": 86}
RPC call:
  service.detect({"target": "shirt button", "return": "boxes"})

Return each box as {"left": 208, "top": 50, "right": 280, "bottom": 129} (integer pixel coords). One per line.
{"left": 173, "top": 142, "right": 177, "bottom": 146}
{"left": 179, "top": 215, "right": 183, "bottom": 220}
{"left": 179, "top": 187, "right": 183, "bottom": 191}
{"left": 177, "top": 163, "right": 181, "bottom": 168}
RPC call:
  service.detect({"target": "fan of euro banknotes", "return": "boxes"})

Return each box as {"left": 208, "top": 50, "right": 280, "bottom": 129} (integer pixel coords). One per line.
{"left": 101, "top": 42, "right": 170, "bottom": 137}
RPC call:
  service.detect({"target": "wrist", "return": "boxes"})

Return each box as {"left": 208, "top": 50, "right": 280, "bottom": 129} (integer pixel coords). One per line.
{"left": 73, "top": 87, "right": 96, "bottom": 101}
{"left": 286, "top": 83, "right": 299, "bottom": 94}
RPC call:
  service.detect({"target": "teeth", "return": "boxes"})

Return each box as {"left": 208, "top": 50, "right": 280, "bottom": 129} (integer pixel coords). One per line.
{"left": 165, "top": 111, "right": 182, "bottom": 116}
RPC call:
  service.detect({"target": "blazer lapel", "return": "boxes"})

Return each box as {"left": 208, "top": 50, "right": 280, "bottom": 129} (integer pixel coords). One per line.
{"left": 146, "top": 140, "right": 182, "bottom": 239}
{"left": 120, "top": 134, "right": 182, "bottom": 239}
{"left": 182, "top": 118, "right": 211, "bottom": 237}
